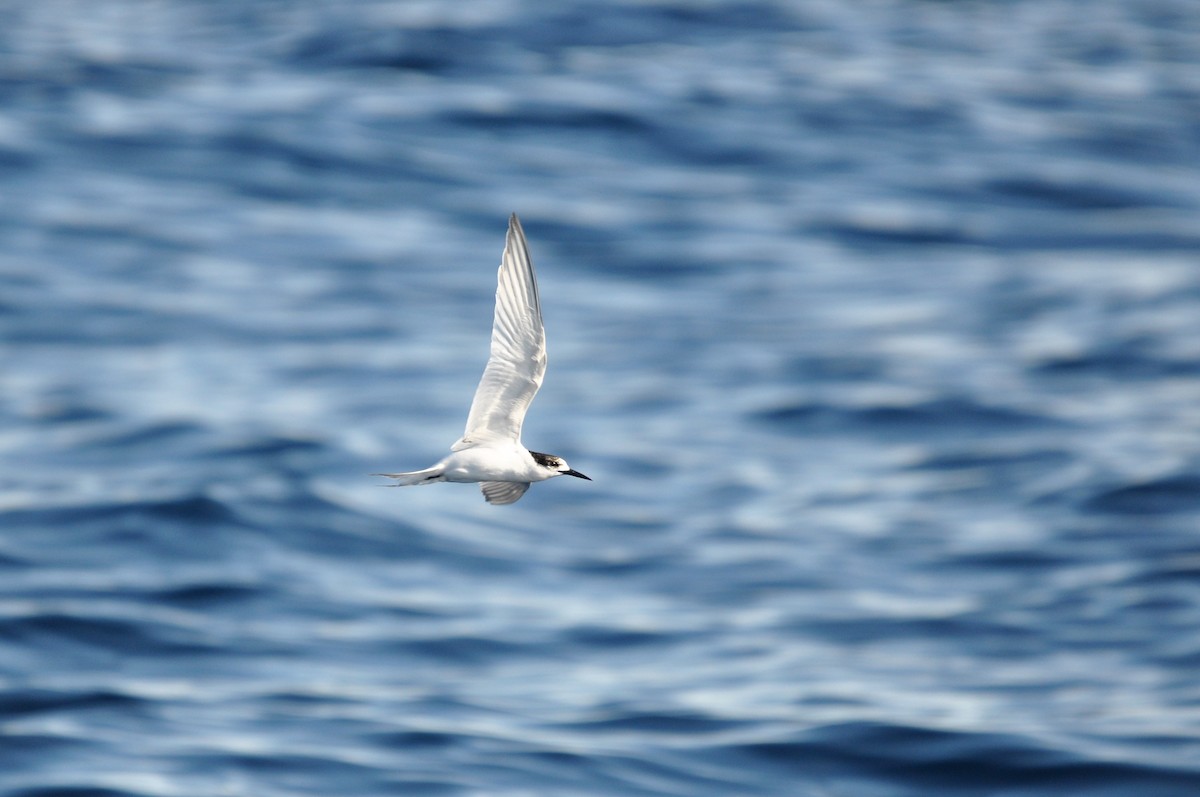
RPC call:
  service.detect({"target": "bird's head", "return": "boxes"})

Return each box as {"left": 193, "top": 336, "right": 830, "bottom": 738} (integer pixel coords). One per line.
{"left": 530, "top": 451, "right": 591, "bottom": 481}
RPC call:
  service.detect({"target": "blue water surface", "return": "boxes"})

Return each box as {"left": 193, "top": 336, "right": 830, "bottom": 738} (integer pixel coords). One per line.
{"left": 2, "top": 1, "right": 1200, "bottom": 795}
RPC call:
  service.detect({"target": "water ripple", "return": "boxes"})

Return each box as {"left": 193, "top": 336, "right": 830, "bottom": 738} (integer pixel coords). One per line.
{"left": 2, "top": 0, "right": 1199, "bottom": 795}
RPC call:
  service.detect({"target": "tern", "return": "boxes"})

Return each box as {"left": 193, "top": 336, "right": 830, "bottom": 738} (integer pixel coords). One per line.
{"left": 376, "top": 214, "right": 590, "bottom": 504}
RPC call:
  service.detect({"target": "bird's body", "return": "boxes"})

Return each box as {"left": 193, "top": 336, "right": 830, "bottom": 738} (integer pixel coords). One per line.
{"left": 377, "top": 214, "right": 590, "bottom": 505}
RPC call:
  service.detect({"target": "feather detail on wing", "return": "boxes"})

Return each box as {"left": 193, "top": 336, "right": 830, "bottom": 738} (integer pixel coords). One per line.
{"left": 480, "top": 481, "right": 530, "bottom": 505}
{"left": 454, "top": 214, "right": 546, "bottom": 450}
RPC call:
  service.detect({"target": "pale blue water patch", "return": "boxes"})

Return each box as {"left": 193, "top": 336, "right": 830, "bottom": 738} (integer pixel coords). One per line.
{"left": 2, "top": 1, "right": 1200, "bottom": 795}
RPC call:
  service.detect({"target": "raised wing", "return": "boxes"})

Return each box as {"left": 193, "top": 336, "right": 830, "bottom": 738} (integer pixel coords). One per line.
{"left": 453, "top": 214, "right": 546, "bottom": 449}
{"left": 480, "top": 481, "right": 531, "bottom": 504}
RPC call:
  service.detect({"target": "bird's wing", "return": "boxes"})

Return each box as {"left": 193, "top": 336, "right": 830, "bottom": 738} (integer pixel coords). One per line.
{"left": 453, "top": 214, "right": 546, "bottom": 450}
{"left": 480, "top": 481, "right": 531, "bottom": 505}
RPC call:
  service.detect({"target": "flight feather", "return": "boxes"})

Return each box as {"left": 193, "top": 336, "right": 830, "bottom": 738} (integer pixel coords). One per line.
{"left": 454, "top": 214, "right": 546, "bottom": 449}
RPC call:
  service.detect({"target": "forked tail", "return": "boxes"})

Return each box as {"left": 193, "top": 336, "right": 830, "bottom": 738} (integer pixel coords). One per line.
{"left": 373, "top": 466, "right": 444, "bottom": 486}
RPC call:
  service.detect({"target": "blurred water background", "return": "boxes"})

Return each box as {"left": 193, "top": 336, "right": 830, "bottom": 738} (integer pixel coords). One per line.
{"left": 2, "top": 1, "right": 1200, "bottom": 795}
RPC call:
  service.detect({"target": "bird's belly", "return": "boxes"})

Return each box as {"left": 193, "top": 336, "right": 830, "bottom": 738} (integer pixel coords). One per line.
{"left": 438, "top": 447, "right": 538, "bottom": 483}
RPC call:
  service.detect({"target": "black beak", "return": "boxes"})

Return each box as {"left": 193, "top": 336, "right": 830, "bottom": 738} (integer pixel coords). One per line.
{"left": 564, "top": 469, "right": 591, "bottom": 480}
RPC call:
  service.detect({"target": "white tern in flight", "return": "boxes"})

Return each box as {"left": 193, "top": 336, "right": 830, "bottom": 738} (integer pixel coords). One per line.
{"left": 376, "top": 214, "right": 590, "bottom": 504}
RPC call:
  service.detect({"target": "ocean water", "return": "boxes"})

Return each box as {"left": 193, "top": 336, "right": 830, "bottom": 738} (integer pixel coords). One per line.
{"left": 2, "top": 1, "right": 1200, "bottom": 795}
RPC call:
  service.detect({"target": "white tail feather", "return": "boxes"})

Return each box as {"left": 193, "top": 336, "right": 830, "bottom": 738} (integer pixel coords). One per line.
{"left": 374, "top": 467, "right": 444, "bottom": 486}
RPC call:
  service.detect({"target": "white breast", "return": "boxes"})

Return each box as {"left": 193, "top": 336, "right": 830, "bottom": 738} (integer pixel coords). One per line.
{"left": 437, "top": 444, "right": 548, "bottom": 483}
